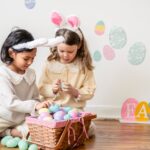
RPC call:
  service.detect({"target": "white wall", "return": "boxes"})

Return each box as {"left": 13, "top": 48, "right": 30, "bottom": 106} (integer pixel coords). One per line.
{"left": 0, "top": 0, "right": 150, "bottom": 118}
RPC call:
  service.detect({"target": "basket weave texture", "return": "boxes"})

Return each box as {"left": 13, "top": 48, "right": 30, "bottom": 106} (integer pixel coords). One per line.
{"left": 26, "top": 114, "right": 96, "bottom": 150}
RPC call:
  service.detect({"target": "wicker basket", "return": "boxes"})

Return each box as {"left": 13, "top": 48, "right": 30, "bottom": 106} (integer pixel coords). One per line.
{"left": 26, "top": 113, "right": 96, "bottom": 150}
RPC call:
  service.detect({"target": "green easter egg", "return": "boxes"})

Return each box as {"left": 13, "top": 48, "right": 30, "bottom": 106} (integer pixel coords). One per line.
{"left": 1, "top": 135, "right": 13, "bottom": 146}
{"left": 18, "top": 140, "right": 28, "bottom": 150}
{"left": 6, "top": 138, "right": 18, "bottom": 148}
{"left": 14, "top": 137, "right": 21, "bottom": 144}
{"left": 28, "top": 144, "right": 38, "bottom": 150}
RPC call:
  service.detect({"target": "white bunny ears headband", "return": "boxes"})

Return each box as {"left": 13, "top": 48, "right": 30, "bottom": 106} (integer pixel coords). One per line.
{"left": 12, "top": 36, "right": 64, "bottom": 50}
{"left": 50, "top": 11, "right": 82, "bottom": 40}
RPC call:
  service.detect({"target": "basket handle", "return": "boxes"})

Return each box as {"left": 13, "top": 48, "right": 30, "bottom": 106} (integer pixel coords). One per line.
{"left": 55, "top": 120, "right": 71, "bottom": 149}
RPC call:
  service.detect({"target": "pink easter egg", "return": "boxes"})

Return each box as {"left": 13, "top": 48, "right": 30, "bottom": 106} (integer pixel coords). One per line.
{"left": 68, "top": 110, "right": 79, "bottom": 118}
{"left": 121, "top": 98, "right": 138, "bottom": 121}
{"left": 80, "top": 112, "right": 91, "bottom": 117}
{"left": 38, "top": 112, "right": 50, "bottom": 121}
{"left": 43, "top": 116, "right": 53, "bottom": 121}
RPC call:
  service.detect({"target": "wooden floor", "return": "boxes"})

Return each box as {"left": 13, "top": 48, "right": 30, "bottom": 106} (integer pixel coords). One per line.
{"left": 1, "top": 119, "right": 150, "bottom": 150}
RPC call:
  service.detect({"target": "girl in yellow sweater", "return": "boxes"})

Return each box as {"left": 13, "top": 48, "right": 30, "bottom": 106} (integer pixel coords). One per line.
{"left": 38, "top": 12, "right": 96, "bottom": 110}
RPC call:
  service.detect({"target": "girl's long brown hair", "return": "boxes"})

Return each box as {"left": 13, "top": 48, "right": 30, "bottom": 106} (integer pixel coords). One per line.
{"left": 48, "top": 28, "right": 94, "bottom": 71}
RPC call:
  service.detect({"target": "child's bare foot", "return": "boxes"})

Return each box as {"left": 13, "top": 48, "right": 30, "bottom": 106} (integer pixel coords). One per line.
{"left": 10, "top": 128, "right": 22, "bottom": 138}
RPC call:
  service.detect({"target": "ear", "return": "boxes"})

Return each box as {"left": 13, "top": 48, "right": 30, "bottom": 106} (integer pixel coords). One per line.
{"left": 8, "top": 48, "right": 16, "bottom": 58}
{"left": 66, "top": 15, "right": 80, "bottom": 29}
{"left": 51, "top": 11, "right": 64, "bottom": 26}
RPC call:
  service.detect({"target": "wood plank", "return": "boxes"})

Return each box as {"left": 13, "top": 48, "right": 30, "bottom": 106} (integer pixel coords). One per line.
{"left": 1, "top": 119, "right": 150, "bottom": 150}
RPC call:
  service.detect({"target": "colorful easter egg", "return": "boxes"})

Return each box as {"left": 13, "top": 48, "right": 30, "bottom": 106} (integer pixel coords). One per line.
{"left": 18, "top": 140, "right": 29, "bottom": 150}
{"left": 43, "top": 116, "right": 53, "bottom": 121}
{"left": 28, "top": 144, "right": 38, "bottom": 150}
{"left": 49, "top": 104, "right": 60, "bottom": 113}
{"left": 13, "top": 137, "right": 21, "bottom": 144}
{"left": 93, "top": 50, "right": 101, "bottom": 62}
{"left": 6, "top": 138, "right": 18, "bottom": 148}
{"left": 64, "top": 114, "right": 71, "bottom": 120}
{"left": 53, "top": 110, "right": 66, "bottom": 121}
{"left": 128, "top": 42, "right": 146, "bottom": 65}
{"left": 135, "top": 101, "right": 150, "bottom": 122}
{"left": 103, "top": 45, "right": 115, "bottom": 60}
{"left": 38, "top": 108, "right": 49, "bottom": 114}
{"left": 38, "top": 112, "right": 51, "bottom": 121}
{"left": 1, "top": 136, "right": 13, "bottom": 146}
{"left": 68, "top": 109, "right": 80, "bottom": 118}
{"left": 121, "top": 98, "right": 138, "bottom": 121}
{"left": 25, "top": 0, "right": 36, "bottom": 9}
{"left": 63, "top": 106, "right": 72, "bottom": 113}
{"left": 80, "top": 112, "right": 91, "bottom": 117}
{"left": 95, "top": 20, "right": 105, "bottom": 36}
{"left": 109, "top": 26, "right": 127, "bottom": 49}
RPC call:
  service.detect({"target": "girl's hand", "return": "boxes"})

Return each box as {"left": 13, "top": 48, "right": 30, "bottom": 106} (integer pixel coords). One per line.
{"left": 61, "top": 82, "right": 79, "bottom": 98}
{"left": 35, "top": 100, "right": 50, "bottom": 110}
{"left": 52, "top": 79, "right": 61, "bottom": 94}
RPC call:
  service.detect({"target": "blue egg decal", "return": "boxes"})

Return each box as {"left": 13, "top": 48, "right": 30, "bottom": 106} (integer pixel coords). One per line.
{"left": 128, "top": 42, "right": 146, "bottom": 65}
{"left": 109, "top": 26, "right": 127, "bottom": 49}
{"left": 25, "top": 0, "right": 36, "bottom": 9}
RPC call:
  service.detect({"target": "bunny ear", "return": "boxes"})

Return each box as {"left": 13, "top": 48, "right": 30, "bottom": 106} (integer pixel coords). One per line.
{"left": 67, "top": 15, "right": 80, "bottom": 29}
{"left": 51, "top": 11, "right": 64, "bottom": 26}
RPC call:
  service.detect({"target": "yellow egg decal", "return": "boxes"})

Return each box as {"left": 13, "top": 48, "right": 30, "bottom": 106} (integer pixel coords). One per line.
{"left": 95, "top": 21, "right": 105, "bottom": 35}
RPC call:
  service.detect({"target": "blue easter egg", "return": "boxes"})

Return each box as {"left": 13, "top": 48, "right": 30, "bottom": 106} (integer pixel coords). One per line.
{"left": 63, "top": 106, "right": 72, "bottom": 113}
{"left": 49, "top": 104, "right": 60, "bottom": 113}
{"left": 64, "top": 114, "right": 71, "bottom": 120}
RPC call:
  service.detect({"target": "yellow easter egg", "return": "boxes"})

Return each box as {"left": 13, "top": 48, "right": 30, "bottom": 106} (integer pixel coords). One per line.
{"left": 38, "top": 108, "right": 49, "bottom": 114}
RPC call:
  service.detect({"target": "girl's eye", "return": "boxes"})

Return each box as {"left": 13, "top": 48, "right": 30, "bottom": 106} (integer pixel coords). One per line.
{"left": 24, "top": 58, "right": 29, "bottom": 61}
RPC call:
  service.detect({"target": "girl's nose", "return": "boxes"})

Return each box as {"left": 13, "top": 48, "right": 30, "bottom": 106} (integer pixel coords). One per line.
{"left": 64, "top": 52, "right": 69, "bottom": 57}
{"left": 28, "top": 59, "right": 33, "bottom": 65}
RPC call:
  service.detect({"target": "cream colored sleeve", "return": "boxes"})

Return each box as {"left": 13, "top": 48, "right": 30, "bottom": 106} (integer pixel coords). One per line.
{"left": 76, "top": 70, "right": 96, "bottom": 101}
{"left": 38, "top": 63, "right": 55, "bottom": 99}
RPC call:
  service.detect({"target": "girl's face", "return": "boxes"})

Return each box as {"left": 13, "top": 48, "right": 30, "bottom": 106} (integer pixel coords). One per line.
{"left": 57, "top": 43, "right": 78, "bottom": 64}
{"left": 9, "top": 48, "right": 37, "bottom": 74}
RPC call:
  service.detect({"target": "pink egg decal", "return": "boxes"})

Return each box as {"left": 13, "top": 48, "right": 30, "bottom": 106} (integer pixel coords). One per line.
{"left": 121, "top": 98, "right": 138, "bottom": 121}
{"left": 103, "top": 45, "right": 115, "bottom": 60}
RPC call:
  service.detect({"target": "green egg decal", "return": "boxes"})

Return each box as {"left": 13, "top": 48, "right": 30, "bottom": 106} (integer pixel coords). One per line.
{"left": 128, "top": 42, "right": 146, "bottom": 65}
{"left": 109, "top": 26, "right": 127, "bottom": 49}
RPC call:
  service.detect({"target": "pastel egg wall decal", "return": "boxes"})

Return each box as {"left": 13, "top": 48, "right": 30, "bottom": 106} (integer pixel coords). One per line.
{"left": 121, "top": 98, "right": 138, "bottom": 121}
{"left": 128, "top": 42, "right": 146, "bottom": 65}
{"left": 103, "top": 45, "right": 115, "bottom": 60}
{"left": 135, "top": 101, "right": 150, "bottom": 122}
{"left": 95, "top": 21, "right": 105, "bottom": 36}
{"left": 109, "top": 26, "right": 127, "bottom": 49}
{"left": 93, "top": 50, "right": 101, "bottom": 62}
{"left": 25, "top": 0, "right": 36, "bottom": 9}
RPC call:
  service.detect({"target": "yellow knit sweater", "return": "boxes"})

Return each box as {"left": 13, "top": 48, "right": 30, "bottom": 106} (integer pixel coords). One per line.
{"left": 38, "top": 60, "right": 96, "bottom": 109}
